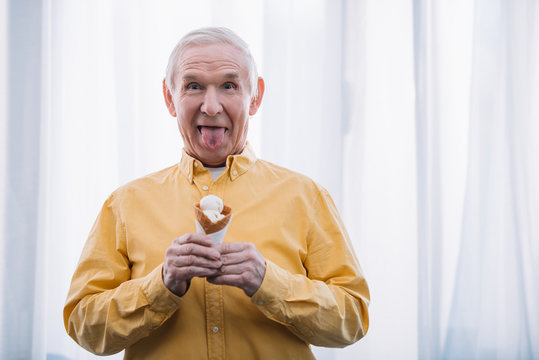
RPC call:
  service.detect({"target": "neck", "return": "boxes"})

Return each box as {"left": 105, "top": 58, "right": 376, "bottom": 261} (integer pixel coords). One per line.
{"left": 204, "top": 163, "right": 226, "bottom": 168}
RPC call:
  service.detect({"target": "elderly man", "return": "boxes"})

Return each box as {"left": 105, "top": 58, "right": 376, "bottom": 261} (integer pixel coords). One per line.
{"left": 64, "top": 27, "right": 369, "bottom": 359}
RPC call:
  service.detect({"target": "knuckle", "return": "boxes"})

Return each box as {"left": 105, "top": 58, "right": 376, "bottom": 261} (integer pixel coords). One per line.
{"left": 163, "top": 271, "right": 173, "bottom": 284}
{"left": 184, "top": 244, "right": 195, "bottom": 253}
{"left": 176, "top": 236, "right": 186, "bottom": 244}
{"left": 164, "top": 257, "right": 173, "bottom": 268}
{"left": 182, "top": 267, "right": 194, "bottom": 278}
{"left": 241, "top": 272, "right": 252, "bottom": 284}
{"left": 186, "top": 255, "right": 196, "bottom": 266}
{"left": 178, "top": 234, "right": 192, "bottom": 244}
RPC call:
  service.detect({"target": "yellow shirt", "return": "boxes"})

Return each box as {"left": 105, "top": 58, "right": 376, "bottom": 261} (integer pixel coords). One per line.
{"left": 64, "top": 144, "right": 370, "bottom": 359}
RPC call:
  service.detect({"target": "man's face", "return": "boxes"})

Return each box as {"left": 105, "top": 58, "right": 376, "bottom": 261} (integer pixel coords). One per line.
{"left": 164, "top": 43, "right": 262, "bottom": 167}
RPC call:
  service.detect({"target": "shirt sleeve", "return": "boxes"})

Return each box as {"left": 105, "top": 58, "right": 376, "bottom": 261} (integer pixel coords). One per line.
{"left": 63, "top": 193, "right": 183, "bottom": 355}
{"left": 250, "top": 186, "right": 370, "bottom": 347}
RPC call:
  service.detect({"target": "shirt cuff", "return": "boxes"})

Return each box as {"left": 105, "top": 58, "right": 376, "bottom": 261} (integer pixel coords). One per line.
{"left": 141, "top": 263, "right": 183, "bottom": 313}
{"left": 251, "top": 259, "right": 291, "bottom": 306}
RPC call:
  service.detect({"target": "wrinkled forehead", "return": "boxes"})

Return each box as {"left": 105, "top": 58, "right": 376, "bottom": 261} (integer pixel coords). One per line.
{"left": 176, "top": 43, "right": 250, "bottom": 79}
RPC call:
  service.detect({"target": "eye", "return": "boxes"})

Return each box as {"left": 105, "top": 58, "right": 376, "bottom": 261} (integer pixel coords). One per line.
{"left": 223, "top": 82, "right": 237, "bottom": 90}
{"left": 186, "top": 83, "right": 201, "bottom": 90}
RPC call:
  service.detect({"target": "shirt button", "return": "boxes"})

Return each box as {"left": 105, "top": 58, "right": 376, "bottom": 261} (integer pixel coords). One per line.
{"left": 257, "top": 300, "right": 264, "bottom": 306}
{"left": 212, "top": 326, "right": 219, "bottom": 333}
{"left": 194, "top": 162, "right": 198, "bottom": 167}
{"left": 171, "top": 303, "right": 177, "bottom": 307}
{"left": 202, "top": 185, "right": 209, "bottom": 191}
{"left": 232, "top": 170, "right": 238, "bottom": 176}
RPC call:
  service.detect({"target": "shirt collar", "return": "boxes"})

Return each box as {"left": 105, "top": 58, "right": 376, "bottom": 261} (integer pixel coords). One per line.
{"left": 179, "top": 142, "right": 257, "bottom": 183}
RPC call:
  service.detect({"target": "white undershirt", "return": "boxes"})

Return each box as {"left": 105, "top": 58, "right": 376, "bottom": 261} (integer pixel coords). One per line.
{"left": 207, "top": 166, "right": 226, "bottom": 181}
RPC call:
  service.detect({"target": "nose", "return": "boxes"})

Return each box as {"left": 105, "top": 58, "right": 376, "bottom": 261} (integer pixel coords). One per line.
{"left": 200, "top": 87, "right": 223, "bottom": 116}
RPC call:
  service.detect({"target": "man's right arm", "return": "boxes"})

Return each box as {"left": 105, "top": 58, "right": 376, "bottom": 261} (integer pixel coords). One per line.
{"left": 63, "top": 195, "right": 181, "bottom": 355}
{"left": 63, "top": 195, "right": 220, "bottom": 355}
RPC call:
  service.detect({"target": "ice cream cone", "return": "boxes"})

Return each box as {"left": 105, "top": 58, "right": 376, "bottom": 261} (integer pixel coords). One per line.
{"left": 194, "top": 203, "right": 232, "bottom": 244}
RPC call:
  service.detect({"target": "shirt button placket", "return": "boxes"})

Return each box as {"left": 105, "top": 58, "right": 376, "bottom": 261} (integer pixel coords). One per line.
{"left": 205, "top": 282, "right": 225, "bottom": 360}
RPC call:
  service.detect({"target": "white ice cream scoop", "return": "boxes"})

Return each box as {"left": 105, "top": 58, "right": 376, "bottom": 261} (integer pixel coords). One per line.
{"left": 200, "top": 195, "right": 225, "bottom": 223}
{"left": 200, "top": 194, "right": 223, "bottom": 212}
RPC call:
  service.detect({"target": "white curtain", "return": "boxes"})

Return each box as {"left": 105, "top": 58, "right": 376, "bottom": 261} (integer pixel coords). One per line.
{"left": 412, "top": 0, "right": 474, "bottom": 358}
{"left": 1, "top": 0, "right": 538, "bottom": 359}
{"left": 341, "top": 1, "right": 419, "bottom": 358}
{"left": 441, "top": 0, "right": 539, "bottom": 358}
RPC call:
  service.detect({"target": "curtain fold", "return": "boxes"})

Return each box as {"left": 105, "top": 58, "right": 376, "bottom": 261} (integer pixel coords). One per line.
{"left": 443, "top": 1, "right": 539, "bottom": 358}
{"left": 261, "top": 0, "right": 344, "bottom": 207}
{"left": 340, "top": 1, "right": 418, "bottom": 359}
{"left": 412, "top": 0, "right": 475, "bottom": 358}
{"left": 0, "top": 0, "right": 6, "bottom": 350}
{"left": 413, "top": 0, "right": 443, "bottom": 358}
{"left": 1, "top": 0, "right": 42, "bottom": 359}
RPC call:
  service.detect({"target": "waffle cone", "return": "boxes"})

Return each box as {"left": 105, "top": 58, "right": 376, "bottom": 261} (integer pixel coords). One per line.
{"left": 193, "top": 203, "right": 232, "bottom": 234}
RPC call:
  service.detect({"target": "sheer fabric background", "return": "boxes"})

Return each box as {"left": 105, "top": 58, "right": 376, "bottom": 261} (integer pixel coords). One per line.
{"left": 0, "top": 0, "right": 537, "bottom": 359}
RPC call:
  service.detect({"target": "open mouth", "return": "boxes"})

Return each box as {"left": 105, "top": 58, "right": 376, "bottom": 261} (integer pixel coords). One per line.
{"left": 197, "top": 126, "right": 227, "bottom": 150}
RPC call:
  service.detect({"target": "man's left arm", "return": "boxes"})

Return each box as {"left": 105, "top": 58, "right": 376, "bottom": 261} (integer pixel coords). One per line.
{"left": 211, "top": 187, "right": 370, "bottom": 347}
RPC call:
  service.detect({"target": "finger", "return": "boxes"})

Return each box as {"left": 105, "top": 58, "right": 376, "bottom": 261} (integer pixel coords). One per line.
{"left": 171, "top": 242, "right": 221, "bottom": 260}
{"left": 170, "top": 254, "right": 222, "bottom": 269}
{"left": 207, "top": 273, "right": 260, "bottom": 296}
{"left": 220, "top": 245, "right": 260, "bottom": 265}
{"left": 219, "top": 242, "right": 248, "bottom": 255}
{"left": 165, "top": 265, "right": 221, "bottom": 280}
{"left": 175, "top": 233, "right": 214, "bottom": 247}
{"left": 219, "top": 251, "right": 248, "bottom": 266}
{"left": 219, "top": 263, "right": 251, "bottom": 275}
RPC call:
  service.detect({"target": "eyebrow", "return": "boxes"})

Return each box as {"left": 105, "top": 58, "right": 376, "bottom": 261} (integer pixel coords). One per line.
{"left": 182, "top": 74, "right": 197, "bottom": 81}
{"left": 181, "top": 72, "right": 240, "bottom": 82}
{"left": 223, "top": 73, "right": 240, "bottom": 80}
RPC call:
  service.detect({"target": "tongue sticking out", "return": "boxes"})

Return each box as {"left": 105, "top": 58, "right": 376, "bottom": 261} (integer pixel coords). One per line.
{"left": 200, "top": 126, "right": 226, "bottom": 150}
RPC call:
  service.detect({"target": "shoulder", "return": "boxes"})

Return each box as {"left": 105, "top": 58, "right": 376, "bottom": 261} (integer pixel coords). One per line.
{"left": 253, "top": 159, "right": 327, "bottom": 199}
{"left": 255, "top": 158, "right": 317, "bottom": 183}
{"left": 108, "top": 164, "right": 180, "bottom": 205}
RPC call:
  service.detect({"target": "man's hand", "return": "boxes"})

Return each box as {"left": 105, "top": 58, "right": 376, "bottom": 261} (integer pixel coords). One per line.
{"left": 208, "top": 242, "right": 266, "bottom": 297}
{"left": 163, "top": 233, "right": 222, "bottom": 297}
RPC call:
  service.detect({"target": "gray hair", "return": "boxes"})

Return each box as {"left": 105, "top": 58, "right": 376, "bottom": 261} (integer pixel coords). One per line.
{"left": 165, "top": 27, "right": 258, "bottom": 97}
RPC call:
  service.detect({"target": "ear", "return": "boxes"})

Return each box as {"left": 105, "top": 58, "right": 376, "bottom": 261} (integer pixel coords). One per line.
{"left": 249, "top": 77, "right": 265, "bottom": 116}
{"left": 163, "top": 78, "right": 177, "bottom": 117}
